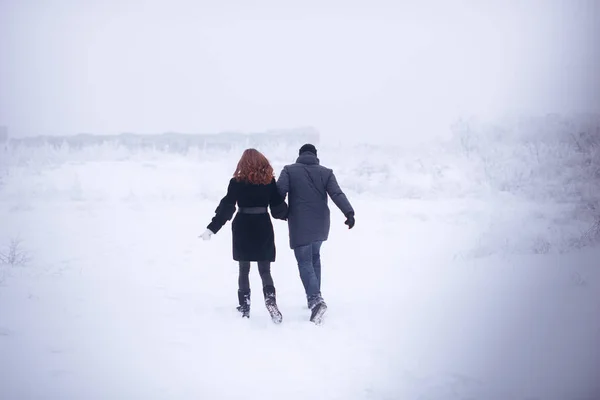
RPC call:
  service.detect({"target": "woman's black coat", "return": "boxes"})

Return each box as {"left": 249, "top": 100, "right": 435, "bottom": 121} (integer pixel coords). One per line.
{"left": 207, "top": 177, "right": 288, "bottom": 262}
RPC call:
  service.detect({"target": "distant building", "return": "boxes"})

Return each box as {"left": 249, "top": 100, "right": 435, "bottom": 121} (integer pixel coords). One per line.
{"left": 0, "top": 126, "right": 7, "bottom": 143}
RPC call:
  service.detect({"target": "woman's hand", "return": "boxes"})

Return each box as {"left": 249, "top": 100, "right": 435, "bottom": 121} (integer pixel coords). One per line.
{"left": 199, "top": 229, "right": 214, "bottom": 241}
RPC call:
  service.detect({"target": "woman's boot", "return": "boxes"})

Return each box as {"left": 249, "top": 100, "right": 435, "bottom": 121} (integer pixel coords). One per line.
{"left": 263, "top": 285, "right": 282, "bottom": 324}
{"left": 236, "top": 289, "right": 250, "bottom": 318}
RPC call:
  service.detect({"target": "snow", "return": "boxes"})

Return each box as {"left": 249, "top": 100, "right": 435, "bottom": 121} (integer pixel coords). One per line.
{"left": 1, "top": 118, "right": 599, "bottom": 399}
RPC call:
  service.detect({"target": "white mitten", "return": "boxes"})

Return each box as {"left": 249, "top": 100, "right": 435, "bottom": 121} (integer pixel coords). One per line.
{"left": 199, "top": 229, "right": 214, "bottom": 241}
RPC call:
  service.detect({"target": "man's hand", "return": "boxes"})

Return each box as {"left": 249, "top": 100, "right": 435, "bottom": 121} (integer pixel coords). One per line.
{"left": 199, "top": 229, "right": 214, "bottom": 241}
{"left": 344, "top": 212, "right": 355, "bottom": 229}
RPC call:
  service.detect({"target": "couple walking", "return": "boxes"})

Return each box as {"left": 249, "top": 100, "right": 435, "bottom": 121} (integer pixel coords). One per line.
{"left": 200, "top": 144, "right": 355, "bottom": 324}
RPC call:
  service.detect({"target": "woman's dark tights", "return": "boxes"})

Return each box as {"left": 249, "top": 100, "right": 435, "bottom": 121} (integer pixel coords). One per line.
{"left": 238, "top": 261, "right": 273, "bottom": 292}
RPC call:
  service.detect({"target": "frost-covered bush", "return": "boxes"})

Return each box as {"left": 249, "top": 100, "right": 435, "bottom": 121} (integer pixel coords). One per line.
{"left": 449, "top": 113, "right": 600, "bottom": 252}
{"left": 448, "top": 113, "right": 600, "bottom": 200}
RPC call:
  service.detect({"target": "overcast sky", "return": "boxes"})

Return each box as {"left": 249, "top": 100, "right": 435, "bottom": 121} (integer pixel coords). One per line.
{"left": 0, "top": 0, "right": 598, "bottom": 143}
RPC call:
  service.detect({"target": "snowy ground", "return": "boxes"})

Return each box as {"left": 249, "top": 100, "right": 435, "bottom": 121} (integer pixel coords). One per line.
{"left": 1, "top": 148, "right": 599, "bottom": 399}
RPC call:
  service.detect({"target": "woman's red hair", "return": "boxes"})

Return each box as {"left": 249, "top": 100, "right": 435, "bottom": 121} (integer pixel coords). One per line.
{"left": 233, "top": 148, "right": 274, "bottom": 185}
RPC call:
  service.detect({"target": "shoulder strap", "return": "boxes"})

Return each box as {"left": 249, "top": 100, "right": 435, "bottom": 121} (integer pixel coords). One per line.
{"left": 303, "top": 166, "right": 327, "bottom": 200}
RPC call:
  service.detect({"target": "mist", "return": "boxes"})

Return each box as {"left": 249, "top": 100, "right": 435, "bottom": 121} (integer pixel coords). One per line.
{"left": 1, "top": 1, "right": 600, "bottom": 399}
{"left": 1, "top": 0, "right": 598, "bottom": 144}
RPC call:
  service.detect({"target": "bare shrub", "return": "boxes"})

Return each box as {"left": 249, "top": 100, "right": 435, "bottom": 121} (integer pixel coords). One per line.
{"left": 0, "top": 238, "right": 31, "bottom": 266}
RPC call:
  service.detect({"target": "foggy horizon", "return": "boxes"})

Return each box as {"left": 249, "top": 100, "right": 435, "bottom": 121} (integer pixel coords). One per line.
{"left": 1, "top": 0, "right": 599, "bottom": 145}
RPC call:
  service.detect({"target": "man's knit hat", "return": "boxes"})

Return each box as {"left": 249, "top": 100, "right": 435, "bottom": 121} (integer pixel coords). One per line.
{"left": 299, "top": 143, "right": 317, "bottom": 156}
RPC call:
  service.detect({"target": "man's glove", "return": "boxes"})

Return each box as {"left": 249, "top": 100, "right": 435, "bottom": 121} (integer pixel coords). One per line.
{"left": 344, "top": 212, "right": 355, "bottom": 229}
{"left": 199, "top": 229, "right": 214, "bottom": 241}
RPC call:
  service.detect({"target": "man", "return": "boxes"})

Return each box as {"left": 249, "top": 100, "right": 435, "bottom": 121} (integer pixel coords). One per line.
{"left": 276, "top": 143, "right": 355, "bottom": 323}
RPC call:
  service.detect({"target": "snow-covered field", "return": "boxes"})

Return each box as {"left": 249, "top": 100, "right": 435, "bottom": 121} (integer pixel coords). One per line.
{"left": 1, "top": 118, "right": 599, "bottom": 399}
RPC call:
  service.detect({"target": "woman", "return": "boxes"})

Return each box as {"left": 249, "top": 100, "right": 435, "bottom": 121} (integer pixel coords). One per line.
{"left": 200, "top": 148, "right": 288, "bottom": 323}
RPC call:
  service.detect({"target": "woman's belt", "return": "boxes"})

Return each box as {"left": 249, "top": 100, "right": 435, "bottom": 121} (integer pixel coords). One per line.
{"left": 238, "top": 207, "right": 268, "bottom": 214}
